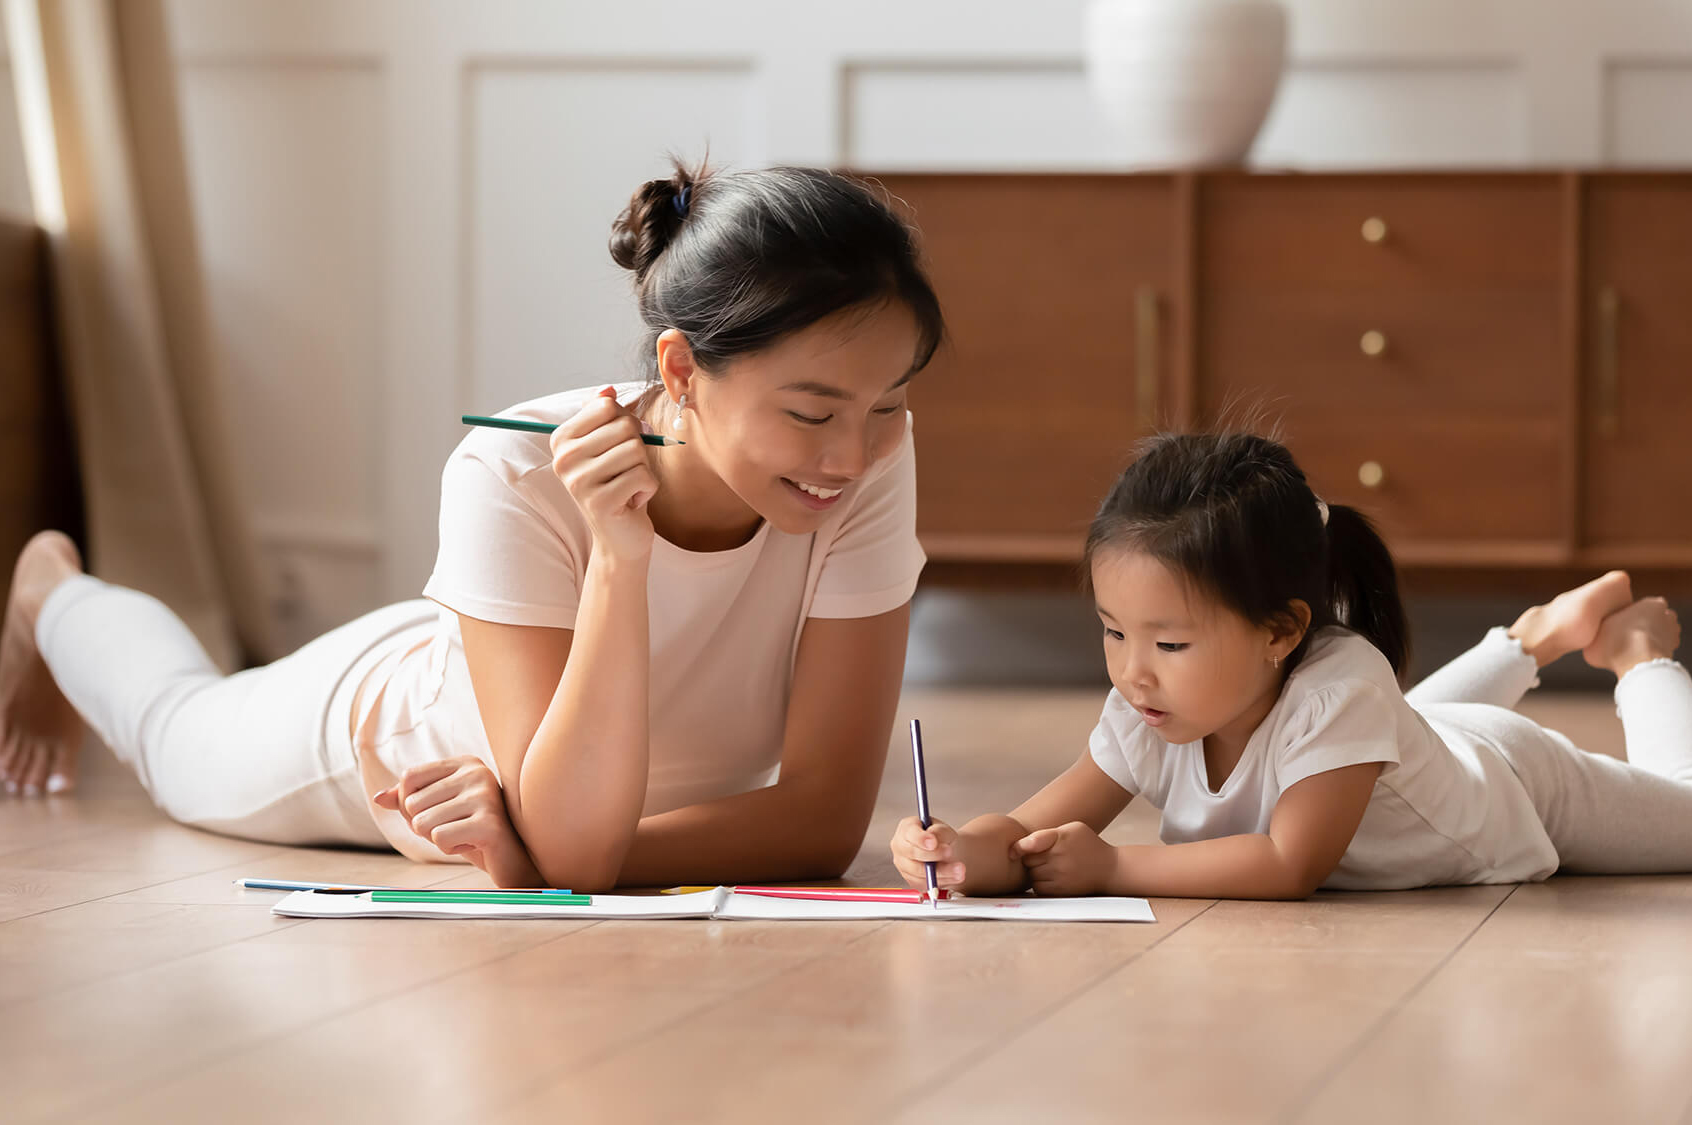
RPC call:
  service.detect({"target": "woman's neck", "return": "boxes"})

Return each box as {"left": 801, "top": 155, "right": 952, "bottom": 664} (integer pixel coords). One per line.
{"left": 635, "top": 393, "right": 764, "bottom": 553}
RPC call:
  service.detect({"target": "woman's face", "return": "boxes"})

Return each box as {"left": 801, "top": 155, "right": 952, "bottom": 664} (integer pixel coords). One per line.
{"left": 671, "top": 301, "right": 922, "bottom": 536}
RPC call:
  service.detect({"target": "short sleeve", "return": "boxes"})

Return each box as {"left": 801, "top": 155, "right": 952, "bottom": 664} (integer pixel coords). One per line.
{"left": 1086, "top": 689, "right": 1144, "bottom": 797}
{"left": 1273, "top": 680, "right": 1401, "bottom": 793}
{"left": 421, "top": 444, "right": 583, "bottom": 629}
{"left": 807, "top": 417, "right": 927, "bottom": 619}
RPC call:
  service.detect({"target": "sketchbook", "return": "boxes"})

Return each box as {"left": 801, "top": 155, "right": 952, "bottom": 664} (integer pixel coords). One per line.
{"left": 271, "top": 887, "right": 1156, "bottom": 923}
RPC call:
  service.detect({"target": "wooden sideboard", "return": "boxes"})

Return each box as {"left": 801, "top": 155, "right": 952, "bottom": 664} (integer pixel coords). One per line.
{"left": 874, "top": 171, "right": 1692, "bottom": 579}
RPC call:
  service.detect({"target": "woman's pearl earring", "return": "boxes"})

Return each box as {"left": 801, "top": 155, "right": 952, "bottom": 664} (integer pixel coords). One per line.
{"left": 673, "top": 393, "right": 688, "bottom": 431}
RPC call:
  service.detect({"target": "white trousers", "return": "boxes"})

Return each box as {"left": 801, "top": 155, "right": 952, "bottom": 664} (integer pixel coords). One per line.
{"left": 1407, "top": 627, "right": 1692, "bottom": 873}
{"left": 37, "top": 575, "right": 1692, "bottom": 872}
{"left": 36, "top": 574, "right": 433, "bottom": 847}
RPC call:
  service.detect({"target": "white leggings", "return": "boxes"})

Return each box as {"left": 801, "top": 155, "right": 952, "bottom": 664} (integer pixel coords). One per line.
{"left": 35, "top": 574, "right": 432, "bottom": 847}
{"left": 37, "top": 576, "right": 1692, "bottom": 871}
{"left": 1407, "top": 627, "right": 1692, "bottom": 873}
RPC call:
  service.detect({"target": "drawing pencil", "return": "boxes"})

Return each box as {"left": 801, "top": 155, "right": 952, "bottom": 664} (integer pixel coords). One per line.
{"left": 368, "top": 891, "right": 592, "bottom": 906}
{"left": 910, "top": 718, "right": 941, "bottom": 906}
{"left": 462, "top": 414, "right": 683, "bottom": 446}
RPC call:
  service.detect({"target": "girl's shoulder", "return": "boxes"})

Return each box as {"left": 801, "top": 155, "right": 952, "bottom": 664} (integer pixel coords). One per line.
{"left": 1292, "top": 627, "right": 1399, "bottom": 691}
{"left": 1269, "top": 627, "right": 1407, "bottom": 745}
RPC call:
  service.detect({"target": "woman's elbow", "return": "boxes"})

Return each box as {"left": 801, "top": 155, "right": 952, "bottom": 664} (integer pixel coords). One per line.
{"left": 532, "top": 845, "right": 627, "bottom": 893}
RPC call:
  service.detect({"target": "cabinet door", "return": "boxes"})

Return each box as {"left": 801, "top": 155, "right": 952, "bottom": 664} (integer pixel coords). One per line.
{"left": 1582, "top": 176, "right": 1692, "bottom": 560}
{"left": 871, "top": 175, "right": 1177, "bottom": 561}
{"left": 1197, "top": 174, "right": 1569, "bottom": 563}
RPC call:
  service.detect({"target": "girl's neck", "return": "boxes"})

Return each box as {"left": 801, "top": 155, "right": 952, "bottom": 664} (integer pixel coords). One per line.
{"left": 1200, "top": 672, "right": 1287, "bottom": 789}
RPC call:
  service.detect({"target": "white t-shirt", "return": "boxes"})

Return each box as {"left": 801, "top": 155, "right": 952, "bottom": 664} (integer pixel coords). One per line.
{"left": 349, "top": 382, "right": 925, "bottom": 856}
{"left": 1087, "top": 628, "right": 1559, "bottom": 889}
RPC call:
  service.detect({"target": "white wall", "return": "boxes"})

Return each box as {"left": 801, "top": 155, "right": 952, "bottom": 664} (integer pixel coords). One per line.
{"left": 4, "top": 0, "right": 1691, "bottom": 650}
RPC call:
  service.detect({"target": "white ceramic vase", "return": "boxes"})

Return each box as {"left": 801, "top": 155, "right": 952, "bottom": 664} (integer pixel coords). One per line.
{"left": 1085, "top": 0, "right": 1289, "bottom": 168}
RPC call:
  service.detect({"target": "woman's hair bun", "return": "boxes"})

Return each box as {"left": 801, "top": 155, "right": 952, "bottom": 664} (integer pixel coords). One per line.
{"left": 609, "top": 163, "right": 701, "bottom": 281}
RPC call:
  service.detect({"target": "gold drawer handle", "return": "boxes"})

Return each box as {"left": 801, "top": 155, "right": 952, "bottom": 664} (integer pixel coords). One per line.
{"left": 1358, "top": 461, "right": 1386, "bottom": 489}
{"left": 1361, "top": 217, "right": 1389, "bottom": 244}
{"left": 1360, "top": 330, "right": 1388, "bottom": 358}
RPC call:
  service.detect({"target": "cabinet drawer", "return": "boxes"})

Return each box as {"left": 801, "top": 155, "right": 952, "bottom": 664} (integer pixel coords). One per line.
{"left": 1281, "top": 416, "right": 1564, "bottom": 553}
{"left": 1200, "top": 175, "right": 1563, "bottom": 288}
{"left": 1200, "top": 289, "right": 1563, "bottom": 417}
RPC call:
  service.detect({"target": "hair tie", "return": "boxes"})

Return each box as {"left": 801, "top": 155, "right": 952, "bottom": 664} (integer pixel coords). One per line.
{"left": 1315, "top": 499, "right": 1330, "bottom": 527}
{"left": 673, "top": 184, "right": 691, "bottom": 219}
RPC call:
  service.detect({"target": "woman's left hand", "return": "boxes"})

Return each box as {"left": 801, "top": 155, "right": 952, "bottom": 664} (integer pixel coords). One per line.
{"left": 1012, "top": 821, "right": 1119, "bottom": 896}
{"left": 373, "top": 757, "right": 538, "bottom": 884}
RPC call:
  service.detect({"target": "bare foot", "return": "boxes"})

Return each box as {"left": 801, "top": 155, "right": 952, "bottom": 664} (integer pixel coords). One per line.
{"left": 1583, "top": 597, "right": 1681, "bottom": 680}
{"left": 0, "top": 531, "right": 85, "bottom": 796}
{"left": 1508, "top": 570, "right": 1634, "bottom": 668}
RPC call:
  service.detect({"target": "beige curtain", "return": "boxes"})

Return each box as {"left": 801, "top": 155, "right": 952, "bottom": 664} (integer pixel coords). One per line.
{"left": 5, "top": 0, "right": 277, "bottom": 669}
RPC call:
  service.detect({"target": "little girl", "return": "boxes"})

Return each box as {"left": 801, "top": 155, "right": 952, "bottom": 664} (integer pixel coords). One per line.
{"left": 891, "top": 431, "right": 1692, "bottom": 898}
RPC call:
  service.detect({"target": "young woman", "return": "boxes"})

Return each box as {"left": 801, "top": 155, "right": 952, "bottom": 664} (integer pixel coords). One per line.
{"left": 1, "top": 161, "right": 945, "bottom": 891}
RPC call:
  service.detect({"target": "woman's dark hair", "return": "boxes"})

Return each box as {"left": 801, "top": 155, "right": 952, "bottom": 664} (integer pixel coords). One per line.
{"left": 608, "top": 160, "right": 944, "bottom": 381}
{"left": 1083, "top": 431, "right": 1410, "bottom": 679}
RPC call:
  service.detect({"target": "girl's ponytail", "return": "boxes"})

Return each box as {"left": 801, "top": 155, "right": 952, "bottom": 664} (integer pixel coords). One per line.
{"left": 1321, "top": 503, "right": 1410, "bottom": 680}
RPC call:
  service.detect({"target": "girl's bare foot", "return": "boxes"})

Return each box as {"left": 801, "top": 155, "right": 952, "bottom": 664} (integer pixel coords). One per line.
{"left": 1584, "top": 597, "right": 1681, "bottom": 680}
{"left": 0, "top": 531, "right": 85, "bottom": 795}
{"left": 1508, "top": 570, "right": 1634, "bottom": 668}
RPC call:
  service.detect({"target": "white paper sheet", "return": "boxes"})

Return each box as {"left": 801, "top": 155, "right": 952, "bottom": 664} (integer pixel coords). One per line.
{"left": 270, "top": 887, "right": 1156, "bottom": 923}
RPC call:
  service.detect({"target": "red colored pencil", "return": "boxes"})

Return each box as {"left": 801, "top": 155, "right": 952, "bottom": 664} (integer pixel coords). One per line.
{"left": 732, "top": 885, "right": 948, "bottom": 904}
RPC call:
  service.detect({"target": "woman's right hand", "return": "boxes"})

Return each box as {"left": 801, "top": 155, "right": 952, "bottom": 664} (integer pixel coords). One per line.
{"left": 890, "top": 815, "right": 967, "bottom": 892}
{"left": 549, "top": 386, "right": 659, "bottom": 560}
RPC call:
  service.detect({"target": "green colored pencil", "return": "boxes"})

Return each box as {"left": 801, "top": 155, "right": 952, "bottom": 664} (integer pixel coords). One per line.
{"left": 462, "top": 414, "right": 683, "bottom": 446}
{"left": 370, "top": 891, "right": 592, "bottom": 906}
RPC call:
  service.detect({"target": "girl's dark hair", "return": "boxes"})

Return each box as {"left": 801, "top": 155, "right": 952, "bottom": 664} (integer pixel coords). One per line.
{"left": 1083, "top": 431, "right": 1410, "bottom": 679}
{"left": 608, "top": 160, "right": 944, "bottom": 381}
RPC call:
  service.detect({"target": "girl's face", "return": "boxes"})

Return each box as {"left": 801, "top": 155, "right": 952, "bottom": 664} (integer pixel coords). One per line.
{"left": 1090, "top": 548, "right": 1303, "bottom": 753}
{"left": 662, "top": 301, "right": 921, "bottom": 537}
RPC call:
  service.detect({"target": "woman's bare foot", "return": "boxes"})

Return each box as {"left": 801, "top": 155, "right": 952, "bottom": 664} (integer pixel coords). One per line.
{"left": 1508, "top": 570, "right": 1635, "bottom": 668}
{"left": 1584, "top": 597, "right": 1681, "bottom": 680}
{"left": 0, "top": 531, "right": 85, "bottom": 796}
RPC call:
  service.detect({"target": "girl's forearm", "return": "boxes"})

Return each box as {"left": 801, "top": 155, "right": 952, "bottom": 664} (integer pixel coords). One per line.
{"left": 1108, "top": 835, "right": 1319, "bottom": 900}
{"left": 516, "top": 550, "right": 652, "bottom": 889}
{"left": 955, "top": 814, "right": 1033, "bottom": 896}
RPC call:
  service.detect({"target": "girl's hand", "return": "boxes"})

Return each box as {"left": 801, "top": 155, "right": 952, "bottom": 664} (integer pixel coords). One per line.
{"left": 1013, "top": 821, "right": 1118, "bottom": 896}
{"left": 549, "top": 386, "right": 658, "bottom": 561}
{"left": 373, "top": 757, "right": 533, "bottom": 880}
{"left": 890, "top": 815, "right": 967, "bottom": 891}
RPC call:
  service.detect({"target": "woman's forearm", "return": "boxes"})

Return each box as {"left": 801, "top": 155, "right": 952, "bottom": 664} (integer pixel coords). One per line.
{"left": 1109, "top": 835, "right": 1318, "bottom": 900}
{"left": 515, "top": 550, "right": 652, "bottom": 889}
{"left": 615, "top": 778, "right": 873, "bottom": 887}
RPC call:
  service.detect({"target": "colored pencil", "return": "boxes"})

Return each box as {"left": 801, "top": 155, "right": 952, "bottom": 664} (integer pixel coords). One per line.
{"left": 462, "top": 414, "right": 683, "bottom": 446}
{"left": 910, "top": 718, "right": 940, "bottom": 906}
{"left": 369, "top": 891, "right": 592, "bottom": 906}
{"left": 235, "top": 878, "right": 392, "bottom": 892}
{"left": 734, "top": 885, "right": 944, "bottom": 904}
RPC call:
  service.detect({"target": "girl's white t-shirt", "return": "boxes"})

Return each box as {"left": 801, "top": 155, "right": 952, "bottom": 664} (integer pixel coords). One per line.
{"left": 1087, "top": 628, "right": 1560, "bottom": 889}
{"left": 349, "top": 383, "right": 925, "bottom": 857}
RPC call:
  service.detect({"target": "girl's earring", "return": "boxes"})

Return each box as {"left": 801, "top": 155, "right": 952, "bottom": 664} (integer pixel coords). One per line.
{"left": 673, "top": 393, "right": 688, "bottom": 431}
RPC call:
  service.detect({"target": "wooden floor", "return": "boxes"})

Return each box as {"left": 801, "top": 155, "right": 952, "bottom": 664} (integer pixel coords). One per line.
{"left": 4, "top": 687, "right": 1692, "bottom": 1125}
